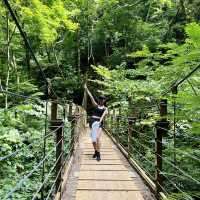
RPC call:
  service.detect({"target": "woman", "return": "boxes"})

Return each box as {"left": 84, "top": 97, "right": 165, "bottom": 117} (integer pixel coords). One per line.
{"left": 84, "top": 84, "right": 108, "bottom": 161}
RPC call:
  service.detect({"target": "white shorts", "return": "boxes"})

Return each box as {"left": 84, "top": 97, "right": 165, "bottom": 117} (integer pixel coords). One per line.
{"left": 90, "top": 121, "right": 101, "bottom": 142}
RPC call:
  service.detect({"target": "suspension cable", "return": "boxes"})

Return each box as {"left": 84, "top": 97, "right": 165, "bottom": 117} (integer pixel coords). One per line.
{"left": 2, "top": 0, "right": 59, "bottom": 99}
{"left": 0, "top": 124, "right": 64, "bottom": 161}
{"left": 2, "top": 137, "right": 63, "bottom": 200}
{"left": 156, "top": 153, "right": 200, "bottom": 185}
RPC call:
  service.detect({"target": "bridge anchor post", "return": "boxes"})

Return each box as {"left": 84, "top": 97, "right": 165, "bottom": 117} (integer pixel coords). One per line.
{"left": 155, "top": 99, "right": 169, "bottom": 199}
{"left": 112, "top": 108, "right": 116, "bottom": 135}
{"left": 69, "top": 115, "right": 77, "bottom": 156}
{"left": 51, "top": 119, "right": 64, "bottom": 196}
{"left": 116, "top": 107, "right": 122, "bottom": 143}
{"left": 128, "top": 117, "right": 135, "bottom": 159}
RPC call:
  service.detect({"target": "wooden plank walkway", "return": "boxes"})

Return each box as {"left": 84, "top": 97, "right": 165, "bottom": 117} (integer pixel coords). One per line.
{"left": 75, "top": 131, "right": 145, "bottom": 200}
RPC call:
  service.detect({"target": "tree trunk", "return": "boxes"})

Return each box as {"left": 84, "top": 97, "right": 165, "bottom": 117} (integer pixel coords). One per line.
{"left": 76, "top": 28, "right": 81, "bottom": 74}
{"left": 25, "top": 46, "right": 31, "bottom": 78}
{"left": 5, "top": 12, "right": 10, "bottom": 109}
{"left": 145, "top": 0, "right": 152, "bottom": 22}
{"left": 53, "top": 46, "right": 65, "bottom": 80}
{"left": 46, "top": 45, "right": 51, "bottom": 62}
{"left": 12, "top": 54, "right": 20, "bottom": 92}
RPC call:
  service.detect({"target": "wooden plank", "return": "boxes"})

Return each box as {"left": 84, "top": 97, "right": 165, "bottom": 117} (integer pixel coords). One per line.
{"left": 83, "top": 140, "right": 112, "bottom": 142}
{"left": 73, "top": 131, "right": 149, "bottom": 200}
{"left": 84, "top": 150, "right": 115, "bottom": 152}
{"left": 83, "top": 136, "right": 110, "bottom": 139}
{"left": 80, "top": 164, "right": 127, "bottom": 171}
{"left": 77, "top": 180, "right": 139, "bottom": 191}
{"left": 83, "top": 141, "right": 112, "bottom": 144}
{"left": 83, "top": 149, "right": 115, "bottom": 154}
{"left": 83, "top": 152, "right": 118, "bottom": 155}
{"left": 75, "top": 191, "right": 144, "bottom": 200}
{"left": 84, "top": 139, "right": 111, "bottom": 142}
{"left": 54, "top": 192, "right": 60, "bottom": 200}
{"left": 84, "top": 139, "right": 111, "bottom": 141}
{"left": 83, "top": 142, "right": 112, "bottom": 144}
{"left": 82, "top": 154, "right": 119, "bottom": 160}
{"left": 78, "top": 171, "right": 132, "bottom": 180}
{"left": 84, "top": 145, "right": 113, "bottom": 150}
{"left": 61, "top": 153, "right": 74, "bottom": 192}
{"left": 81, "top": 160, "right": 123, "bottom": 165}
{"left": 104, "top": 128, "right": 156, "bottom": 193}
{"left": 83, "top": 145, "right": 113, "bottom": 148}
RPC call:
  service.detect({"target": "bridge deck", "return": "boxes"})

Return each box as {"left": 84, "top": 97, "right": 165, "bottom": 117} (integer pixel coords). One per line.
{"left": 63, "top": 128, "right": 155, "bottom": 200}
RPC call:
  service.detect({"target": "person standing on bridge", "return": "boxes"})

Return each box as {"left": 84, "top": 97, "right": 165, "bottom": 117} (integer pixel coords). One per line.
{"left": 84, "top": 84, "right": 108, "bottom": 161}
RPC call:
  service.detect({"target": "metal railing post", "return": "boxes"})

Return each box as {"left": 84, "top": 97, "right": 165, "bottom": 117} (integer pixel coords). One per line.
{"left": 113, "top": 108, "right": 116, "bottom": 134}
{"left": 116, "top": 115, "right": 120, "bottom": 143}
{"left": 68, "top": 102, "right": 72, "bottom": 121}
{"left": 128, "top": 117, "right": 135, "bottom": 159}
{"left": 70, "top": 116, "right": 76, "bottom": 155}
{"left": 50, "top": 99, "right": 64, "bottom": 198}
{"left": 155, "top": 99, "right": 169, "bottom": 198}
{"left": 56, "top": 120, "right": 64, "bottom": 194}
{"left": 51, "top": 99, "right": 58, "bottom": 121}
{"left": 110, "top": 109, "right": 113, "bottom": 133}
{"left": 107, "top": 109, "right": 110, "bottom": 130}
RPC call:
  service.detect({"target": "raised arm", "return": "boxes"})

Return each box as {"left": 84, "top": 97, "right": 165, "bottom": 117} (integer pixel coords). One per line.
{"left": 84, "top": 84, "right": 98, "bottom": 107}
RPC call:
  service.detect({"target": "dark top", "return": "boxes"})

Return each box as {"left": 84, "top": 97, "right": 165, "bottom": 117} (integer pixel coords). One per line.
{"left": 92, "top": 107, "right": 106, "bottom": 118}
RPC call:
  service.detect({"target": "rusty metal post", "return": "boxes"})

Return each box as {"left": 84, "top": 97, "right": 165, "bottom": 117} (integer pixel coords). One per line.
{"left": 113, "top": 108, "right": 116, "bottom": 135}
{"left": 70, "top": 116, "right": 76, "bottom": 155}
{"left": 63, "top": 105, "right": 66, "bottom": 121}
{"left": 76, "top": 106, "right": 81, "bottom": 140}
{"left": 64, "top": 104, "right": 68, "bottom": 120}
{"left": 51, "top": 99, "right": 58, "bottom": 121}
{"left": 116, "top": 115, "right": 120, "bottom": 143}
{"left": 68, "top": 102, "right": 75, "bottom": 155}
{"left": 132, "top": 118, "right": 136, "bottom": 153}
{"left": 117, "top": 107, "right": 122, "bottom": 143}
{"left": 106, "top": 109, "right": 111, "bottom": 131}
{"left": 172, "top": 86, "right": 178, "bottom": 167}
{"left": 155, "top": 99, "right": 169, "bottom": 198}
{"left": 68, "top": 102, "right": 72, "bottom": 121}
{"left": 110, "top": 109, "right": 113, "bottom": 133}
{"left": 50, "top": 99, "right": 63, "bottom": 196}
{"left": 119, "top": 106, "right": 121, "bottom": 116}
{"left": 128, "top": 117, "right": 135, "bottom": 159}
{"left": 51, "top": 119, "right": 64, "bottom": 194}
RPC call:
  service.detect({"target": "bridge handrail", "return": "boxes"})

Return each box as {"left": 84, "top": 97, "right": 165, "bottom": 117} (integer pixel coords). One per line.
{"left": 105, "top": 98, "right": 200, "bottom": 199}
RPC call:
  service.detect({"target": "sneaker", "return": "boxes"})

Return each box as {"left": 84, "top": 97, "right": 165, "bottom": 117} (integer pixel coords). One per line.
{"left": 96, "top": 152, "right": 101, "bottom": 161}
{"left": 93, "top": 150, "right": 98, "bottom": 158}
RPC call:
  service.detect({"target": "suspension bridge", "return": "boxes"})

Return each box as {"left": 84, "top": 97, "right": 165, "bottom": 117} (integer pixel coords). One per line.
{"left": 0, "top": 0, "right": 200, "bottom": 200}
{"left": 1, "top": 91, "right": 200, "bottom": 200}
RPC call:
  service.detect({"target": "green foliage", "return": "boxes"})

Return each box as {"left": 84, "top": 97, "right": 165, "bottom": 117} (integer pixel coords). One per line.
{"left": 0, "top": 102, "right": 72, "bottom": 199}
{"left": 0, "top": 104, "right": 44, "bottom": 199}
{"left": 19, "top": 0, "right": 78, "bottom": 44}
{"left": 92, "top": 20, "right": 200, "bottom": 199}
{"left": 1, "top": 0, "right": 200, "bottom": 199}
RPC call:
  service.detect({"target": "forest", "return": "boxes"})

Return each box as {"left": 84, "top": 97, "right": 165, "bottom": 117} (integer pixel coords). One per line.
{"left": 0, "top": 0, "right": 200, "bottom": 200}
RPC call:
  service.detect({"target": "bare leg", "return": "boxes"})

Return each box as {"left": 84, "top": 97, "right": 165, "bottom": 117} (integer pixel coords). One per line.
{"left": 96, "top": 139, "right": 101, "bottom": 152}
{"left": 92, "top": 142, "right": 97, "bottom": 151}
{"left": 96, "top": 128, "right": 102, "bottom": 152}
